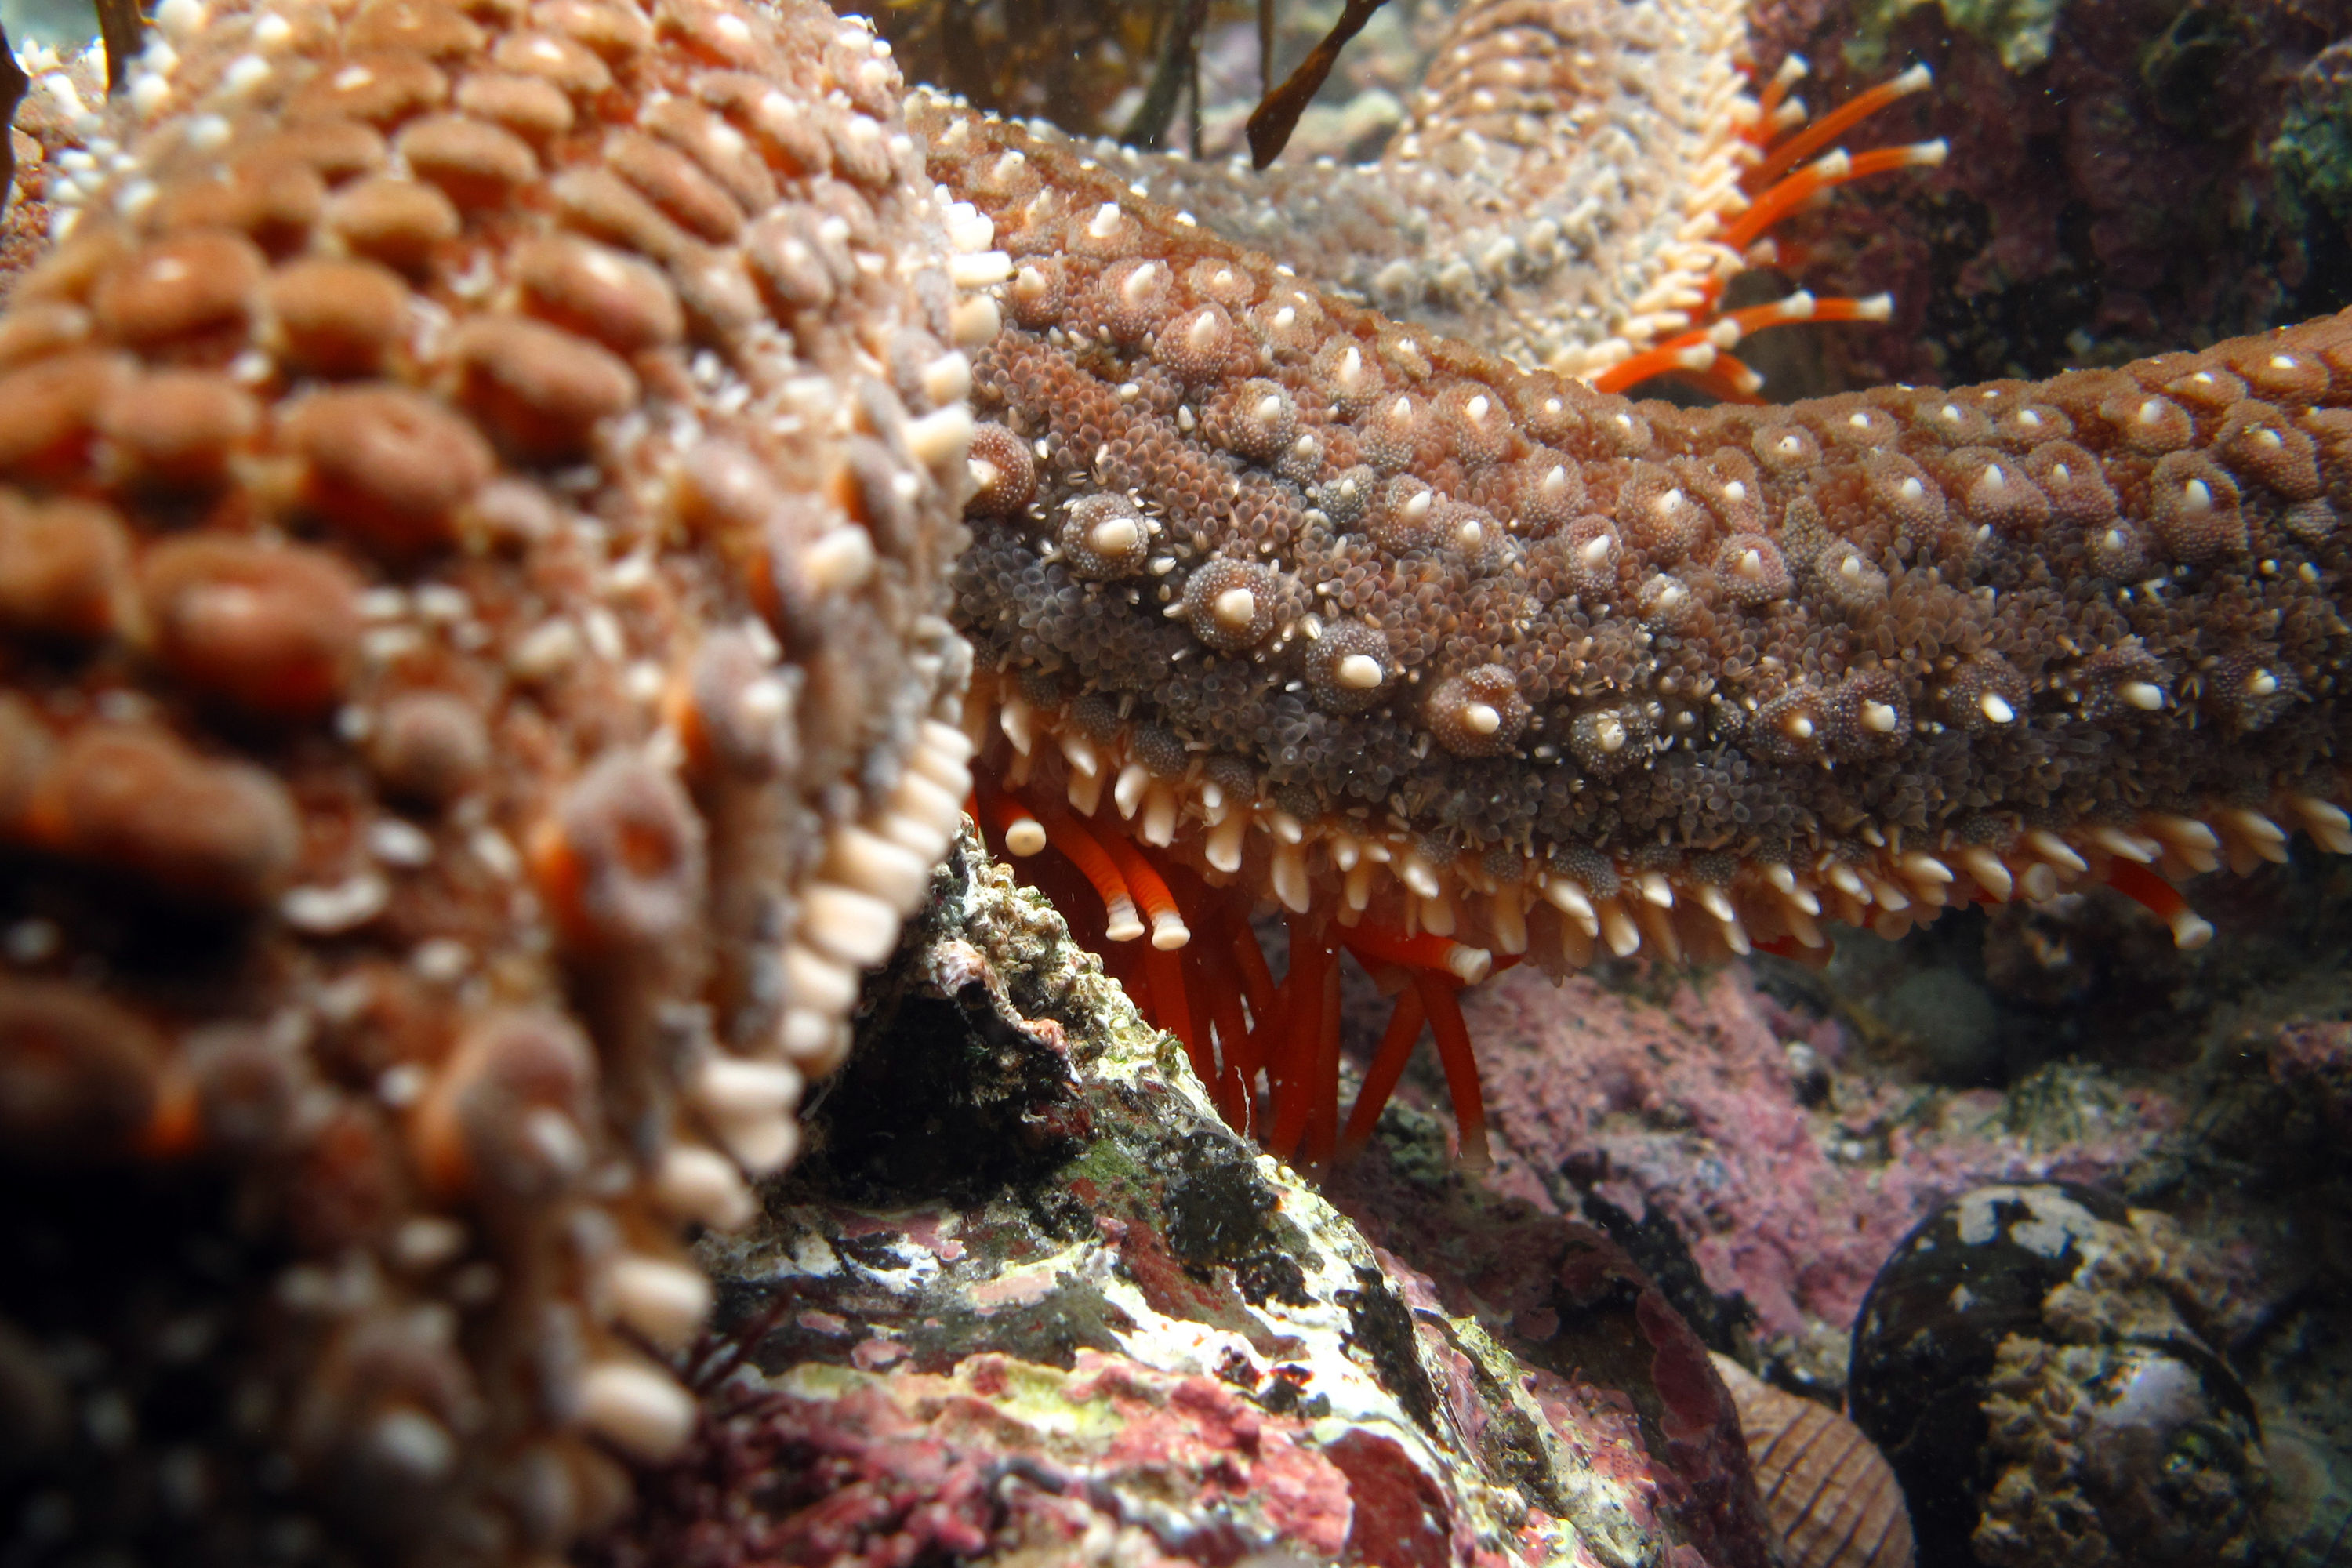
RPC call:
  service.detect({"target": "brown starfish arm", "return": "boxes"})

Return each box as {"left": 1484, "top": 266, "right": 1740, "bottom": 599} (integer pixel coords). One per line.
{"left": 924, "top": 100, "right": 2352, "bottom": 975}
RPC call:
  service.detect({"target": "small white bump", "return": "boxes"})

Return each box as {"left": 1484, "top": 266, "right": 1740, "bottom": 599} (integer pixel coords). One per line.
{"left": 801, "top": 884, "right": 902, "bottom": 968}
{"left": 823, "top": 826, "right": 932, "bottom": 911}
{"left": 155, "top": 0, "right": 207, "bottom": 38}
{"left": 906, "top": 405, "right": 972, "bottom": 470}
{"left": 368, "top": 819, "right": 434, "bottom": 867}
{"left": 695, "top": 1056, "right": 802, "bottom": 1118}
{"left": 782, "top": 942, "right": 859, "bottom": 1016}
{"left": 183, "top": 113, "right": 232, "bottom": 151}
{"left": 2027, "top": 829, "right": 2089, "bottom": 876}
{"left": 576, "top": 1363, "right": 696, "bottom": 1461}
{"left": 1090, "top": 516, "right": 1141, "bottom": 557}
{"left": 1334, "top": 347, "right": 1370, "bottom": 396}
{"left": 1958, "top": 848, "right": 2013, "bottom": 902}
{"left": 605, "top": 1257, "right": 713, "bottom": 1349}
{"left": 803, "top": 525, "right": 877, "bottom": 593}
{"left": 950, "top": 296, "right": 1000, "bottom": 348}
{"left": 282, "top": 874, "right": 390, "bottom": 934}
{"left": 2291, "top": 796, "right": 2352, "bottom": 854}
{"left": 1118, "top": 260, "right": 1163, "bottom": 306}
{"left": 920, "top": 351, "right": 972, "bottom": 408}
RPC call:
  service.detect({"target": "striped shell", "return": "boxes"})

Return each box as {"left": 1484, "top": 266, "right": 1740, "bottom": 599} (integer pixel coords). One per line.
{"left": 1712, "top": 1352, "right": 1916, "bottom": 1568}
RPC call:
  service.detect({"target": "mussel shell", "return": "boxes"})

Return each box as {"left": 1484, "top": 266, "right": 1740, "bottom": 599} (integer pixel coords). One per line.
{"left": 1846, "top": 1183, "right": 2263, "bottom": 1568}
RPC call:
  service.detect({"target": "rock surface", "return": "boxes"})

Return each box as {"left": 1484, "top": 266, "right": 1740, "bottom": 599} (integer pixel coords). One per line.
{"left": 597, "top": 829, "right": 1789, "bottom": 1566}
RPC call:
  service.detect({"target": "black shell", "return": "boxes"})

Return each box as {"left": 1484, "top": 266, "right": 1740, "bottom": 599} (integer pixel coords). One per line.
{"left": 1846, "top": 1183, "right": 2266, "bottom": 1568}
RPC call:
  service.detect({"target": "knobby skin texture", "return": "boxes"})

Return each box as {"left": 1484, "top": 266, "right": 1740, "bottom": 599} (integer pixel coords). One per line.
{"left": 0, "top": 0, "right": 989, "bottom": 1559}
{"left": 929, "top": 97, "right": 2352, "bottom": 979}
{"left": 0, "top": 0, "right": 2349, "bottom": 1560}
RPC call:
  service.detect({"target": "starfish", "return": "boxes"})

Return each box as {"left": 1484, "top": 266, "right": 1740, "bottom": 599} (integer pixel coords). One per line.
{"left": 916, "top": 12, "right": 2352, "bottom": 1168}
{"left": 0, "top": 0, "right": 982, "bottom": 1559}
{"left": 948, "top": 0, "right": 1950, "bottom": 393}
{"left": 0, "top": 0, "right": 2343, "bottom": 1563}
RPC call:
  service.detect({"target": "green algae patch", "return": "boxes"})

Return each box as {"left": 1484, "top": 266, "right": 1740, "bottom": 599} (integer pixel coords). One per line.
{"left": 1844, "top": 0, "right": 2062, "bottom": 74}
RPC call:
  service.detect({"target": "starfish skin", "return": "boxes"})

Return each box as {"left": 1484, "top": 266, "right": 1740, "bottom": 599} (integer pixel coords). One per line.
{"left": 970, "top": 0, "right": 1940, "bottom": 387}
{"left": 1084, "top": 0, "right": 1767, "bottom": 382}
{"left": 0, "top": 0, "right": 2348, "bottom": 1563}
{"left": 0, "top": 0, "right": 985, "bottom": 1561}
{"left": 917, "top": 14, "right": 2352, "bottom": 1147}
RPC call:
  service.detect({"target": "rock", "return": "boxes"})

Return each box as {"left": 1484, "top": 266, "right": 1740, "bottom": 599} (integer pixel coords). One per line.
{"left": 593, "top": 829, "right": 1780, "bottom": 1567}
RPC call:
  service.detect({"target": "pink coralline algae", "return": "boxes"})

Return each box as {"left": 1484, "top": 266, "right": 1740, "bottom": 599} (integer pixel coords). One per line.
{"left": 1745, "top": 0, "right": 2352, "bottom": 388}
{"left": 1380, "top": 961, "right": 2182, "bottom": 1370}
{"left": 2267, "top": 1019, "right": 2352, "bottom": 1137}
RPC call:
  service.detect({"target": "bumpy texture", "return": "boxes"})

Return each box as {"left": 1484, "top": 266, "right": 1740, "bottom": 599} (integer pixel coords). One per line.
{"left": 1, "top": 44, "right": 105, "bottom": 293}
{"left": 928, "top": 91, "right": 2352, "bottom": 976}
{"left": 972, "top": 0, "right": 1768, "bottom": 383}
{"left": 0, "top": 0, "right": 989, "bottom": 1560}
{"left": 8, "top": 0, "right": 2352, "bottom": 1555}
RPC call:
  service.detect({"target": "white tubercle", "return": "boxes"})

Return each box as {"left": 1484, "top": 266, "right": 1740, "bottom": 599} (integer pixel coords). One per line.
{"left": 576, "top": 1362, "right": 697, "bottom": 1461}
